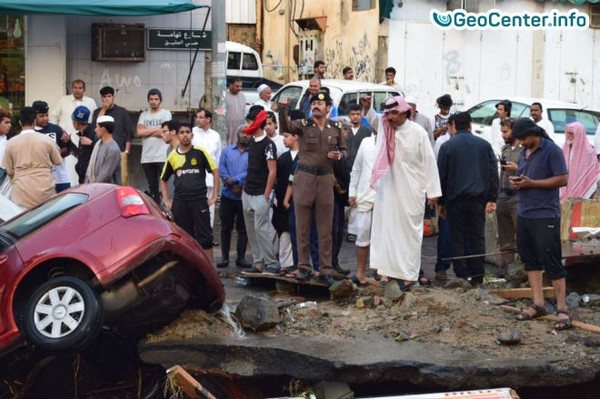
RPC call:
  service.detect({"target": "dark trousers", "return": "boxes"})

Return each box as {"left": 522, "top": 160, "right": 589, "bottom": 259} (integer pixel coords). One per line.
{"left": 517, "top": 216, "right": 566, "bottom": 280}
{"left": 172, "top": 198, "right": 213, "bottom": 249}
{"left": 289, "top": 201, "right": 320, "bottom": 271}
{"left": 435, "top": 216, "right": 451, "bottom": 272}
{"left": 332, "top": 200, "right": 345, "bottom": 266}
{"left": 446, "top": 198, "right": 486, "bottom": 283}
{"left": 142, "top": 162, "right": 163, "bottom": 204}
{"left": 219, "top": 196, "right": 247, "bottom": 261}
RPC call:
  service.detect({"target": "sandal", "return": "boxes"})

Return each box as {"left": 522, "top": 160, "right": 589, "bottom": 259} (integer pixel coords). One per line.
{"left": 554, "top": 309, "right": 573, "bottom": 331}
{"left": 419, "top": 276, "right": 432, "bottom": 287}
{"left": 350, "top": 275, "right": 368, "bottom": 287}
{"left": 516, "top": 304, "right": 548, "bottom": 321}
{"left": 398, "top": 280, "right": 419, "bottom": 292}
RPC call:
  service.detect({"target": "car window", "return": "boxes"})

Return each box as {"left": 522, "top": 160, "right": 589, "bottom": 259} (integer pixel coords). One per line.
{"left": 548, "top": 109, "right": 600, "bottom": 135}
{"left": 242, "top": 53, "right": 259, "bottom": 71}
{"left": 2, "top": 193, "right": 89, "bottom": 239}
{"left": 468, "top": 101, "right": 498, "bottom": 125}
{"left": 372, "top": 91, "right": 399, "bottom": 112}
{"left": 227, "top": 51, "right": 241, "bottom": 71}
{"left": 272, "top": 86, "right": 303, "bottom": 110}
{"left": 510, "top": 102, "right": 529, "bottom": 119}
{"left": 338, "top": 92, "right": 358, "bottom": 116}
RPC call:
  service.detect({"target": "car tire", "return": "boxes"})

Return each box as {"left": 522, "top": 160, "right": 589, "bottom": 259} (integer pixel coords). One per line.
{"left": 22, "top": 276, "right": 104, "bottom": 351}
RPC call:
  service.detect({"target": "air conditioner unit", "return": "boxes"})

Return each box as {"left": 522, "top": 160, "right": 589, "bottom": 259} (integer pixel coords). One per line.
{"left": 591, "top": 4, "right": 600, "bottom": 28}
{"left": 447, "top": 0, "right": 495, "bottom": 13}
{"left": 92, "top": 23, "right": 146, "bottom": 62}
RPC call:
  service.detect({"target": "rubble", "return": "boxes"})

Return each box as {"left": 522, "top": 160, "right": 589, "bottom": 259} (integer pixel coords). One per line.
{"left": 234, "top": 294, "right": 280, "bottom": 332}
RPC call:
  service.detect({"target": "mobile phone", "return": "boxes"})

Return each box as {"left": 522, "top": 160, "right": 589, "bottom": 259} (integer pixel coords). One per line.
{"left": 511, "top": 176, "right": 523, "bottom": 182}
{"left": 500, "top": 158, "right": 507, "bottom": 166}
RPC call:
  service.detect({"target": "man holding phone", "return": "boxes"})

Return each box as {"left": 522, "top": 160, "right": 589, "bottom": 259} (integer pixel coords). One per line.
{"left": 496, "top": 118, "right": 521, "bottom": 272}
{"left": 509, "top": 118, "right": 570, "bottom": 330}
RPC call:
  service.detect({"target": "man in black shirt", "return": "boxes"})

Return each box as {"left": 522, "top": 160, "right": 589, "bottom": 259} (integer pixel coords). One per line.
{"left": 242, "top": 108, "right": 278, "bottom": 274}
{"left": 160, "top": 122, "right": 219, "bottom": 261}
{"left": 437, "top": 112, "right": 498, "bottom": 286}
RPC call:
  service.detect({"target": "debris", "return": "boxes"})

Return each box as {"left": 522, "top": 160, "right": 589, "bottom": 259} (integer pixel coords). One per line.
{"left": 443, "top": 278, "right": 472, "bottom": 291}
{"left": 329, "top": 279, "right": 355, "bottom": 302}
{"left": 505, "top": 260, "right": 528, "bottom": 284}
{"left": 383, "top": 280, "right": 403, "bottom": 300}
{"left": 566, "top": 292, "right": 582, "bottom": 310}
{"left": 490, "top": 287, "right": 555, "bottom": 300}
{"left": 499, "top": 305, "right": 600, "bottom": 334}
{"left": 234, "top": 295, "right": 280, "bottom": 332}
{"left": 166, "top": 365, "right": 217, "bottom": 399}
{"left": 356, "top": 296, "right": 374, "bottom": 308}
{"left": 497, "top": 330, "right": 522, "bottom": 346}
{"left": 581, "top": 294, "right": 600, "bottom": 307}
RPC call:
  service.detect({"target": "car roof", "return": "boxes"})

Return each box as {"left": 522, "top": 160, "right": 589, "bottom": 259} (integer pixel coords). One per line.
{"left": 280, "top": 79, "right": 397, "bottom": 92}
{"left": 226, "top": 41, "right": 259, "bottom": 54}
{"left": 468, "top": 96, "right": 593, "bottom": 111}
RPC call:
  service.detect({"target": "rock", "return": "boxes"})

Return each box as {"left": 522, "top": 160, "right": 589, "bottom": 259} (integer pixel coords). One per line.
{"left": 585, "top": 336, "right": 600, "bottom": 347}
{"left": 234, "top": 295, "right": 280, "bottom": 332}
{"left": 506, "top": 259, "right": 528, "bottom": 284}
{"left": 356, "top": 296, "right": 374, "bottom": 309}
{"left": 384, "top": 280, "right": 403, "bottom": 300}
{"left": 566, "top": 292, "right": 581, "bottom": 310}
{"left": 399, "top": 292, "right": 417, "bottom": 310}
{"left": 329, "top": 279, "right": 356, "bottom": 302}
{"left": 582, "top": 294, "right": 600, "bottom": 307}
{"left": 444, "top": 278, "right": 472, "bottom": 291}
{"left": 373, "top": 295, "right": 381, "bottom": 307}
{"left": 497, "top": 329, "right": 522, "bottom": 346}
{"left": 380, "top": 297, "right": 394, "bottom": 308}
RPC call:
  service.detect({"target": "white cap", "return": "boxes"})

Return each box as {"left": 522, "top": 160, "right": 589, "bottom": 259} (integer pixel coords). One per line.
{"left": 404, "top": 96, "right": 417, "bottom": 105}
{"left": 257, "top": 84, "right": 269, "bottom": 94}
{"left": 97, "top": 115, "right": 114, "bottom": 124}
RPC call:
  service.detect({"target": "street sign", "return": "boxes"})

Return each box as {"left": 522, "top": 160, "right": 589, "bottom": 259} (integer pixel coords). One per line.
{"left": 147, "top": 28, "right": 211, "bottom": 50}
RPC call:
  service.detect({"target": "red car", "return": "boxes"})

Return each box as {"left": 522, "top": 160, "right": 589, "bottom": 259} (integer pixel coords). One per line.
{"left": 0, "top": 184, "right": 225, "bottom": 356}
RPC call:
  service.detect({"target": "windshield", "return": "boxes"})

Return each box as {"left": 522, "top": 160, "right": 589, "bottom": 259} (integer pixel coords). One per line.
{"left": 2, "top": 193, "right": 89, "bottom": 239}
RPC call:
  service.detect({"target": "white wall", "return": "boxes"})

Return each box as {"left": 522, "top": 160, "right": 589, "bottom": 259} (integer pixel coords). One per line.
{"left": 387, "top": 0, "right": 600, "bottom": 117}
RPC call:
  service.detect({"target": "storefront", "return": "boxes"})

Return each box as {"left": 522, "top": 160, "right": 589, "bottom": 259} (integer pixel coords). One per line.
{"left": 0, "top": 15, "right": 25, "bottom": 126}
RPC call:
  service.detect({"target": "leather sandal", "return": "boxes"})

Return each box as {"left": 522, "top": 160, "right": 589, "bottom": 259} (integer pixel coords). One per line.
{"left": 554, "top": 309, "right": 573, "bottom": 331}
{"left": 516, "top": 304, "right": 548, "bottom": 321}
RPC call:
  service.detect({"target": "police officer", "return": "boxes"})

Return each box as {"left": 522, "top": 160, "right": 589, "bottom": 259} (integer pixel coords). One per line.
{"left": 278, "top": 91, "right": 347, "bottom": 285}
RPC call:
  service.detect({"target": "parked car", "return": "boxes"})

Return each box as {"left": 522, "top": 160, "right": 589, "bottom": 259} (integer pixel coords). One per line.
{"left": 272, "top": 79, "right": 401, "bottom": 118}
{"left": 0, "top": 184, "right": 225, "bottom": 356}
{"left": 465, "top": 97, "right": 600, "bottom": 148}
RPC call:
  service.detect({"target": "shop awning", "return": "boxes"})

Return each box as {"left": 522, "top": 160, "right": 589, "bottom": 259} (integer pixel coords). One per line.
{"left": 0, "top": 0, "right": 206, "bottom": 16}
{"left": 535, "top": 0, "right": 600, "bottom": 4}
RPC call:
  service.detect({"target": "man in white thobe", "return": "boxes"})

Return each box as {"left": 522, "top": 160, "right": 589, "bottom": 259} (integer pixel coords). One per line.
{"left": 363, "top": 96, "right": 441, "bottom": 289}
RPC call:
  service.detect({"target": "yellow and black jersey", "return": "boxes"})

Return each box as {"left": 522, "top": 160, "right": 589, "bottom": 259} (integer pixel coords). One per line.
{"left": 161, "top": 146, "right": 216, "bottom": 200}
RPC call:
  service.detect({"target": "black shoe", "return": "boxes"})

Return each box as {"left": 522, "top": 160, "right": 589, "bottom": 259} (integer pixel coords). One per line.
{"left": 317, "top": 274, "right": 336, "bottom": 286}
{"left": 333, "top": 263, "right": 351, "bottom": 275}
{"left": 296, "top": 271, "right": 311, "bottom": 281}
{"left": 235, "top": 259, "right": 251, "bottom": 268}
{"left": 216, "top": 259, "right": 229, "bottom": 268}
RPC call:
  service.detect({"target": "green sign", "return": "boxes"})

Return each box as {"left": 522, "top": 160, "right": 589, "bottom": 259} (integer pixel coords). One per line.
{"left": 147, "top": 28, "right": 211, "bottom": 50}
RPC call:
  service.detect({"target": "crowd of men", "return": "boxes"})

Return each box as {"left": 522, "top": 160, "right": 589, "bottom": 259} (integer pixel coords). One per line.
{"left": 2, "top": 61, "right": 599, "bottom": 331}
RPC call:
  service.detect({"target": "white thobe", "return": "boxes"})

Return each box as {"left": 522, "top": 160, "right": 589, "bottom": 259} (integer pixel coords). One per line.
{"left": 192, "top": 127, "right": 222, "bottom": 227}
{"left": 366, "top": 111, "right": 442, "bottom": 281}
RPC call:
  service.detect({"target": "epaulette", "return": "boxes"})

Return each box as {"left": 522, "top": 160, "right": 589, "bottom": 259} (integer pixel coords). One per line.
{"left": 301, "top": 118, "right": 314, "bottom": 126}
{"left": 332, "top": 120, "right": 342, "bottom": 129}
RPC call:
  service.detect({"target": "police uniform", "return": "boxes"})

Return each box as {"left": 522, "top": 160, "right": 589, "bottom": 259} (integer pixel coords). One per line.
{"left": 279, "top": 92, "right": 347, "bottom": 277}
{"left": 497, "top": 142, "right": 523, "bottom": 267}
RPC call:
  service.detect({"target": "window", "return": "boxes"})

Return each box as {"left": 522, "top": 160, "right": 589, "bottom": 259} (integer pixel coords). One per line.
{"left": 547, "top": 109, "right": 600, "bottom": 135}
{"left": 227, "top": 51, "right": 241, "bottom": 71}
{"left": 468, "top": 101, "right": 498, "bottom": 125}
{"left": 241, "top": 53, "right": 259, "bottom": 71}
{"left": 2, "top": 193, "right": 89, "bottom": 239}
{"left": 338, "top": 93, "right": 358, "bottom": 116}
{"left": 509, "top": 102, "right": 529, "bottom": 119}
{"left": 373, "top": 91, "right": 398, "bottom": 112}
{"left": 352, "top": 0, "right": 375, "bottom": 11}
{"left": 272, "top": 86, "right": 303, "bottom": 110}
{"left": 590, "top": 4, "right": 600, "bottom": 29}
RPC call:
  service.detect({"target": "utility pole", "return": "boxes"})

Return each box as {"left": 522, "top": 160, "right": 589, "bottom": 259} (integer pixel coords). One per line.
{"left": 211, "top": 0, "right": 227, "bottom": 141}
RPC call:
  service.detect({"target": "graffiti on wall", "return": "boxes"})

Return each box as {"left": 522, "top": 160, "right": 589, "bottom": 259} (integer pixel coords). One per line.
{"left": 325, "top": 33, "right": 375, "bottom": 81}
{"left": 443, "top": 50, "right": 461, "bottom": 86}
{"left": 99, "top": 69, "right": 142, "bottom": 93}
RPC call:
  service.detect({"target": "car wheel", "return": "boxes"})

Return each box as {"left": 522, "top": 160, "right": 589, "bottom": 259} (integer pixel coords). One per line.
{"left": 22, "top": 276, "right": 104, "bottom": 351}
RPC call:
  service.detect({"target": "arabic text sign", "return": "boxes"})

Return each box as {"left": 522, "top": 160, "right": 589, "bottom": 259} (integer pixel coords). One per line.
{"left": 147, "top": 29, "right": 211, "bottom": 50}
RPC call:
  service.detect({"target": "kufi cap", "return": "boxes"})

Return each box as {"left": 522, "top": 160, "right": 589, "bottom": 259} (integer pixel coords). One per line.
{"left": 257, "top": 84, "right": 269, "bottom": 94}
{"left": 97, "top": 115, "right": 114, "bottom": 124}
